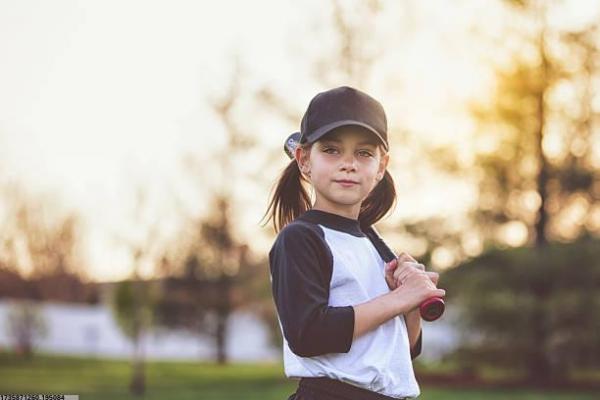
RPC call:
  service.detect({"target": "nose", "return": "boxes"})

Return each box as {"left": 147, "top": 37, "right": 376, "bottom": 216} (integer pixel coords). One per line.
{"left": 340, "top": 153, "right": 358, "bottom": 172}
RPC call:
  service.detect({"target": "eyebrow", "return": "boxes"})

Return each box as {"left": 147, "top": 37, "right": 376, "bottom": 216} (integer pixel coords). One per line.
{"left": 320, "top": 138, "right": 378, "bottom": 146}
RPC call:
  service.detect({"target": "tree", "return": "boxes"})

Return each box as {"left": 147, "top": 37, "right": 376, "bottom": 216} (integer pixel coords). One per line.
{"left": 439, "top": 0, "right": 600, "bottom": 382}
{"left": 443, "top": 235, "right": 600, "bottom": 382}
{"left": 0, "top": 183, "right": 92, "bottom": 355}
{"left": 111, "top": 277, "right": 159, "bottom": 395}
{"left": 160, "top": 59, "right": 262, "bottom": 364}
{"left": 0, "top": 183, "right": 88, "bottom": 284}
{"left": 5, "top": 300, "right": 47, "bottom": 358}
{"left": 426, "top": 0, "right": 600, "bottom": 255}
{"left": 110, "top": 187, "right": 163, "bottom": 395}
{"left": 157, "top": 196, "right": 246, "bottom": 364}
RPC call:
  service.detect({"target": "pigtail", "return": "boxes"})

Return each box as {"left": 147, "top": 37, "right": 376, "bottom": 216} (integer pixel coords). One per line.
{"left": 262, "top": 159, "right": 312, "bottom": 233}
{"left": 359, "top": 170, "right": 396, "bottom": 230}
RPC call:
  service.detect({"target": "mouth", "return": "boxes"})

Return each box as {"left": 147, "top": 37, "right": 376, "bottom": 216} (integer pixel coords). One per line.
{"left": 334, "top": 179, "right": 359, "bottom": 187}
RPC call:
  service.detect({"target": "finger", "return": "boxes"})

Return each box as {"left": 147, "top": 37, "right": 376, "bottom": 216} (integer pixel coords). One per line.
{"left": 397, "top": 252, "right": 415, "bottom": 264}
{"left": 405, "top": 261, "right": 425, "bottom": 271}
{"left": 426, "top": 271, "right": 439, "bottom": 284}
{"left": 392, "top": 265, "right": 409, "bottom": 283}
{"left": 393, "top": 268, "right": 404, "bottom": 286}
{"left": 395, "top": 267, "right": 418, "bottom": 286}
{"left": 385, "top": 276, "right": 396, "bottom": 290}
{"left": 395, "top": 259, "right": 419, "bottom": 274}
{"left": 385, "top": 259, "right": 398, "bottom": 280}
{"left": 393, "top": 267, "right": 405, "bottom": 282}
{"left": 394, "top": 263, "right": 423, "bottom": 282}
{"left": 384, "top": 259, "right": 398, "bottom": 288}
{"left": 400, "top": 252, "right": 418, "bottom": 263}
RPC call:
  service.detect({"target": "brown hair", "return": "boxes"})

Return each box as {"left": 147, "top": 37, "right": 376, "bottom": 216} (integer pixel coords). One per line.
{"left": 262, "top": 144, "right": 397, "bottom": 233}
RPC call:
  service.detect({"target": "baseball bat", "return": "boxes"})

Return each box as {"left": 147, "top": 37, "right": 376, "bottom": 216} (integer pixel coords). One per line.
{"left": 283, "top": 132, "right": 445, "bottom": 321}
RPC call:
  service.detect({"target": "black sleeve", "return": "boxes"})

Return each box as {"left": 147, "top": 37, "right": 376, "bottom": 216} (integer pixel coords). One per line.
{"left": 269, "top": 221, "right": 355, "bottom": 357}
{"left": 410, "top": 329, "right": 422, "bottom": 360}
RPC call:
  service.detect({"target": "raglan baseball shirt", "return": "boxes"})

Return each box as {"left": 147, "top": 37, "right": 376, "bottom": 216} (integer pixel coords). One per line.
{"left": 269, "top": 209, "right": 422, "bottom": 399}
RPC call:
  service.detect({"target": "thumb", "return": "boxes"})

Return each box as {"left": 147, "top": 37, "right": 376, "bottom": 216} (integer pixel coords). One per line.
{"left": 384, "top": 258, "right": 398, "bottom": 289}
{"left": 385, "top": 258, "right": 398, "bottom": 274}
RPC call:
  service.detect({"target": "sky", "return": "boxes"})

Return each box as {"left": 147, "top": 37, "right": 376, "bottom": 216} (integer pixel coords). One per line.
{"left": 1, "top": 0, "right": 598, "bottom": 281}
{"left": 1, "top": 0, "right": 300, "bottom": 280}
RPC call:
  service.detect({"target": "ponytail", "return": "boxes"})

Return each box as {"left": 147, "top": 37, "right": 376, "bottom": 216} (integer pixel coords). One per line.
{"left": 263, "top": 148, "right": 397, "bottom": 233}
{"left": 358, "top": 170, "right": 396, "bottom": 231}
{"left": 262, "top": 159, "right": 312, "bottom": 233}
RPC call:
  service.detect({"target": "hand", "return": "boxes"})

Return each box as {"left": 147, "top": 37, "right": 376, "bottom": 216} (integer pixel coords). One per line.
{"left": 384, "top": 252, "right": 439, "bottom": 290}
{"left": 388, "top": 267, "right": 446, "bottom": 314}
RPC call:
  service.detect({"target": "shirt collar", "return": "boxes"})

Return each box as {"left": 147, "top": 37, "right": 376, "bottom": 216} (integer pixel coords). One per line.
{"left": 298, "top": 209, "right": 365, "bottom": 237}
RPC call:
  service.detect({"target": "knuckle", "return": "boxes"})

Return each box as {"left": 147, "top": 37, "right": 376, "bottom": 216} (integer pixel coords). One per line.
{"left": 398, "top": 253, "right": 411, "bottom": 262}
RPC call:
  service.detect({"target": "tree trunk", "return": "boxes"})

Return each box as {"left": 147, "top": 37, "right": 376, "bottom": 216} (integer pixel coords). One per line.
{"left": 130, "top": 359, "right": 145, "bottom": 395}
{"left": 528, "top": 292, "right": 550, "bottom": 383}
{"left": 130, "top": 332, "right": 145, "bottom": 395}
{"left": 534, "top": 28, "right": 549, "bottom": 248}
{"left": 129, "top": 277, "right": 145, "bottom": 396}
{"left": 215, "top": 274, "right": 232, "bottom": 364}
{"left": 530, "top": 21, "right": 555, "bottom": 385}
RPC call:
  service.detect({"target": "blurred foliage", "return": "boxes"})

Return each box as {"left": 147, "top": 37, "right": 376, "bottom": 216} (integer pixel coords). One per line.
{"left": 402, "top": 1, "right": 600, "bottom": 271}
{"left": 442, "top": 235, "right": 600, "bottom": 382}
{"left": 0, "top": 182, "right": 86, "bottom": 279}
{"left": 469, "top": 1, "right": 600, "bottom": 242}
{"left": 152, "top": 194, "right": 269, "bottom": 364}
{"left": 111, "top": 280, "right": 160, "bottom": 341}
{"left": 0, "top": 182, "right": 96, "bottom": 305}
{"left": 438, "top": 2, "right": 600, "bottom": 382}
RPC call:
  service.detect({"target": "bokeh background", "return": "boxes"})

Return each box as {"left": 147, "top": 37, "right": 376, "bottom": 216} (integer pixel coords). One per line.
{"left": 1, "top": 0, "right": 599, "bottom": 399}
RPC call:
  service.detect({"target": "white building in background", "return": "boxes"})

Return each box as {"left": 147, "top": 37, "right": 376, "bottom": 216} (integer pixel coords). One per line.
{"left": 0, "top": 299, "right": 279, "bottom": 362}
{"left": 0, "top": 299, "right": 459, "bottom": 362}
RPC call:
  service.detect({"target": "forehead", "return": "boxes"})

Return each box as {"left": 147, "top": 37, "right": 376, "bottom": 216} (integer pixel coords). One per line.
{"left": 318, "top": 126, "right": 380, "bottom": 146}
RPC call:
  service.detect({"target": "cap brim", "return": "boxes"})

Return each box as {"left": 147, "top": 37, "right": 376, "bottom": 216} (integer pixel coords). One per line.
{"left": 304, "top": 120, "right": 388, "bottom": 151}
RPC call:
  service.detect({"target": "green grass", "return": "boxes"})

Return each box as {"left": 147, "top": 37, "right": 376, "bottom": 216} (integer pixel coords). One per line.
{"left": 0, "top": 352, "right": 597, "bottom": 400}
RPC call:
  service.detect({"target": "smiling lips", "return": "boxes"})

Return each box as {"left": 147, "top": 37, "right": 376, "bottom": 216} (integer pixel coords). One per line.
{"left": 334, "top": 179, "right": 359, "bottom": 187}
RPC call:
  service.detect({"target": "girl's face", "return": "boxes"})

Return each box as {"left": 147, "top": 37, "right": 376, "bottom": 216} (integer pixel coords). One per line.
{"left": 295, "top": 126, "right": 389, "bottom": 219}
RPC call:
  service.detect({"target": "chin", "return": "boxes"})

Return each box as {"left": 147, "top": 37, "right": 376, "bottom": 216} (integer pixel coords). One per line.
{"left": 331, "top": 196, "right": 363, "bottom": 206}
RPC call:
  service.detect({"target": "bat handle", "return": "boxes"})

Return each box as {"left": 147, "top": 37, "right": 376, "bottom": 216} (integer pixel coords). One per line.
{"left": 363, "top": 226, "right": 445, "bottom": 322}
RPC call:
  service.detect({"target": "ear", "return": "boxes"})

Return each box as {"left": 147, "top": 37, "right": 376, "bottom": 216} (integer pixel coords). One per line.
{"left": 376, "top": 152, "right": 389, "bottom": 181}
{"left": 295, "top": 146, "right": 311, "bottom": 176}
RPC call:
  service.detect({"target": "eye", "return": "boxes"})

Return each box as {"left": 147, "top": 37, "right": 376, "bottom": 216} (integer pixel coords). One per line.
{"left": 322, "top": 146, "right": 339, "bottom": 154}
{"left": 358, "top": 150, "right": 374, "bottom": 158}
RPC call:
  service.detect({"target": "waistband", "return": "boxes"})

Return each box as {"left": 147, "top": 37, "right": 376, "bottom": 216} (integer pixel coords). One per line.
{"left": 299, "top": 377, "right": 409, "bottom": 400}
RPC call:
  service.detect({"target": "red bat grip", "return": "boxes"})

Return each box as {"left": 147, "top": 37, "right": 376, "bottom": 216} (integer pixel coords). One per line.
{"left": 419, "top": 296, "right": 445, "bottom": 321}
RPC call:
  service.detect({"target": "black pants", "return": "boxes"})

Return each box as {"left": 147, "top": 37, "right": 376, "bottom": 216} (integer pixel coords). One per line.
{"left": 286, "top": 377, "right": 409, "bottom": 400}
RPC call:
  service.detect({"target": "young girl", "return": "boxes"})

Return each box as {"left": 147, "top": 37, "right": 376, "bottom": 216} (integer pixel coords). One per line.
{"left": 264, "top": 86, "right": 446, "bottom": 399}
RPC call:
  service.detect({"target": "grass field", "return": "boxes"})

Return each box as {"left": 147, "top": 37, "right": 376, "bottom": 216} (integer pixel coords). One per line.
{"left": 0, "top": 352, "right": 597, "bottom": 400}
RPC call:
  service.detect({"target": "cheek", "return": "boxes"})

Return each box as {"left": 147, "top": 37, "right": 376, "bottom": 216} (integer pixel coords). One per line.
{"left": 362, "top": 160, "right": 381, "bottom": 176}
{"left": 310, "top": 157, "right": 335, "bottom": 173}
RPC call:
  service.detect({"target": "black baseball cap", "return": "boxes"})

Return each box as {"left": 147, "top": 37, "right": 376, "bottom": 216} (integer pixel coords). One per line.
{"left": 298, "top": 86, "right": 389, "bottom": 151}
